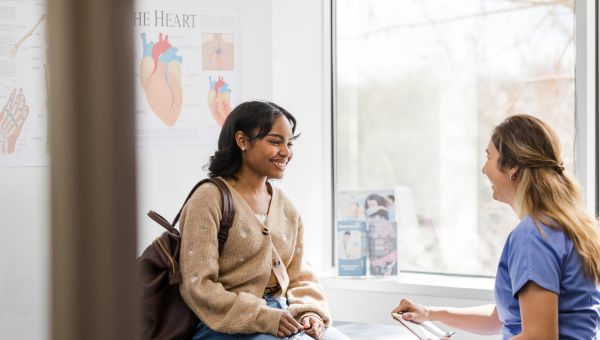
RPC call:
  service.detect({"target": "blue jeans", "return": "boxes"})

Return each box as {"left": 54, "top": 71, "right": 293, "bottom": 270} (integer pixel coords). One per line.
{"left": 192, "top": 295, "right": 349, "bottom": 340}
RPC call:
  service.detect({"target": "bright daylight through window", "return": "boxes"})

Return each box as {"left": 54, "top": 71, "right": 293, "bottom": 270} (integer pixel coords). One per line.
{"left": 334, "top": 0, "right": 575, "bottom": 276}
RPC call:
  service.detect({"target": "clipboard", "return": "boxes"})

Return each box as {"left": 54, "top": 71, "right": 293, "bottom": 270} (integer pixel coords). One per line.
{"left": 391, "top": 312, "right": 454, "bottom": 340}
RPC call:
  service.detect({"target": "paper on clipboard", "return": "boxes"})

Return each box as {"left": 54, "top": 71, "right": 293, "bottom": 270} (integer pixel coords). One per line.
{"left": 391, "top": 312, "right": 450, "bottom": 340}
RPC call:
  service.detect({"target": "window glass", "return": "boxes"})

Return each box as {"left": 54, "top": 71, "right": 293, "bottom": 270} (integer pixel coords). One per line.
{"left": 335, "top": 0, "right": 575, "bottom": 276}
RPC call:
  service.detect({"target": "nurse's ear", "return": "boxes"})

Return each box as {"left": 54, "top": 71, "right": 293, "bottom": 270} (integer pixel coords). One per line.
{"left": 508, "top": 167, "right": 519, "bottom": 182}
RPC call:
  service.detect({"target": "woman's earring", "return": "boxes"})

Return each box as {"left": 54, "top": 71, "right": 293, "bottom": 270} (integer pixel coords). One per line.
{"left": 509, "top": 174, "right": 515, "bottom": 181}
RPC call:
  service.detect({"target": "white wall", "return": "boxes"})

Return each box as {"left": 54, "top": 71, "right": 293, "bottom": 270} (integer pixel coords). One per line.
{"left": 0, "top": 167, "right": 49, "bottom": 339}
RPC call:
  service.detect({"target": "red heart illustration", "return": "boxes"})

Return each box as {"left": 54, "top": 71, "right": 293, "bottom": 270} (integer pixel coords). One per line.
{"left": 140, "top": 33, "right": 183, "bottom": 127}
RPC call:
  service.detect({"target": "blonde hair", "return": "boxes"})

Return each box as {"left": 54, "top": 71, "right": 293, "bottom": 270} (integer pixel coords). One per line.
{"left": 492, "top": 114, "right": 600, "bottom": 283}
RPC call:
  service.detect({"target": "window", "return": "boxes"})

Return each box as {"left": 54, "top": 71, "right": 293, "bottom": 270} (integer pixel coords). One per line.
{"left": 334, "top": 0, "right": 576, "bottom": 276}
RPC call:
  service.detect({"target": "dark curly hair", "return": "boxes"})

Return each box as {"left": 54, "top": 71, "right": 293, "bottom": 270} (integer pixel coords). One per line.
{"left": 207, "top": 101, "right": 297, "bottom": 179}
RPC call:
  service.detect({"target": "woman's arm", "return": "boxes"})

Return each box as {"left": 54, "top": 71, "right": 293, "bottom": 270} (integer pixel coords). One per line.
{"left": 510, "top": 281, "right": 558, "bottom": 340}
{"left": 392, "top": 299, "right": 502, "bottom": 335}
{"left": 285, "top": 217, "right": 332, "bottom": 326}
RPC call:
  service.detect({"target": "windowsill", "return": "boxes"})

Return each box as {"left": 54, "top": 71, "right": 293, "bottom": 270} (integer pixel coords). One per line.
{"left": 318, "top": 270, "right": 495, "bottom": 301}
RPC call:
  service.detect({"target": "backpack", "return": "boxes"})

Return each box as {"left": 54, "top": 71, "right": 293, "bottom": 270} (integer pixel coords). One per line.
{"left": 138, "top": 177, "right": 235, "bottom": 340}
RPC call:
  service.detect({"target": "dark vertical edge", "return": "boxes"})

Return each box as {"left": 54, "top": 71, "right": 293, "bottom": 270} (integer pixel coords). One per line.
{"left": 49, "top": 0, "right": 137, "bottom": 338}
{"left": 112, "top": 0, "right": 139, "bottom": 337}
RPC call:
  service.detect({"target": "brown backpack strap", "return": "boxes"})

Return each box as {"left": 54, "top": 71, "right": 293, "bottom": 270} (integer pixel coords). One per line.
{"left": 207, "top": 178, "right": 235, "bottom": 254}
{"left": 147, "top": 210, "right": 178, "bottom": 235}
{"left": 171, "top": 177, "right": 234, "bottom": 254}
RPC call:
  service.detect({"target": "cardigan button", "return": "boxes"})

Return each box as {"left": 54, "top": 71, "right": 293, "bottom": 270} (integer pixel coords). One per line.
{"left": 273, "top": 260, "right": 281, "bottom": 266}
{"left": 262, "top": 229, "right": 269, "bottom": 235}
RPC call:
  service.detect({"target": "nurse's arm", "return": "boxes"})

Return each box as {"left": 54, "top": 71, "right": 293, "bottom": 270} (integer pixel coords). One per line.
{"left": 393, "top": 299, "right": 502, "bottom": 335}
{"left": 511, "top": 281, "right": 558, "bottom": 340}
{"left": 427, "top": 304, "right": 502, "bottom": 335}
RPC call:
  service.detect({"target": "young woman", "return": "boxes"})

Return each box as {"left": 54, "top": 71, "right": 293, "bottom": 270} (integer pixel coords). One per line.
{"left": 179, "top": 101, "right": 348, "bottom": 340}
{"left": 392, "top": 115, "right": 600, "bottom": 339}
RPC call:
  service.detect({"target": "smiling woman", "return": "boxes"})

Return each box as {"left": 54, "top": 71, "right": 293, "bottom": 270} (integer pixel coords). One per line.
{"left": 231, "top": 106, "right": 297, "bottom": 182}
{"left": 206, "top": 101, "right": 298, "bottom": 181}
{"left": 178, "top": 101, "right": 349, "bottom": 340}
{"left": 481, "top": 141, "right": 517, "bottom": 206}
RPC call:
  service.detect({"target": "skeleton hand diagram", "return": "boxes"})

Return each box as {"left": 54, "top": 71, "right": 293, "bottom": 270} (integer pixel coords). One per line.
{"left": 208, "top": 75, "right": 232, "bottom": 127}
{"left": 0, "top": 88, "right": 29, "bottom": 154}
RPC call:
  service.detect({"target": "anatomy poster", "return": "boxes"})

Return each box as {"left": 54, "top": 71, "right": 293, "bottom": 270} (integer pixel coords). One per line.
{"left": 133, "top": 5, "right": 240, "bottom": 148}
{"left": 0, "top": 0, "right": 49, "bottom": 167}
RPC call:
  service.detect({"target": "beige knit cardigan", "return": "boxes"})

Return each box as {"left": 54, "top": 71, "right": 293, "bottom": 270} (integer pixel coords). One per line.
{"left": 179, "top": 179, "right": 331, "bottom": 336}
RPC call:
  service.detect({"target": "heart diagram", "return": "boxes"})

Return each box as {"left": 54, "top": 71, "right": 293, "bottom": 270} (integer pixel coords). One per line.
{"left": 140, "top": 33, "right": 183, "bottom": 127}
{"left": 207, "top": 75, "right": 232, "bottom": 127}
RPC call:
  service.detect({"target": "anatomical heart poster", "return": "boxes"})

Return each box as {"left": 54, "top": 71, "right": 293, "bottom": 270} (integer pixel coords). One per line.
{"left": 133, "top": 5, "right": 240, "bottom": 148}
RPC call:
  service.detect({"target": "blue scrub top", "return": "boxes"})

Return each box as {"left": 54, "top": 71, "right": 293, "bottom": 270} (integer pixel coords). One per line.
{"left": 494, "top": 216, "right": 600, "bottom": 339}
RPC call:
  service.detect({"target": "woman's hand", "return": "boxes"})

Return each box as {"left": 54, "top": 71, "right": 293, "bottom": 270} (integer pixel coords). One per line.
{"left": 301, "top": 315, "right": 325, "bottom": 340}
{"left": 392, "top": 298, "right": 430, "bottom": 324}
{"left": 277, "top": 312, "right": 303, "bottom": 338}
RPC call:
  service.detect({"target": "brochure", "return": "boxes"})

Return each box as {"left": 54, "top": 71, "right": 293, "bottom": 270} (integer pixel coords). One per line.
{"left": 336, "top": 219, "right": 368, "bottom": 276}
{"left": 367, "top": 218, "right": 398, "bottom": 276}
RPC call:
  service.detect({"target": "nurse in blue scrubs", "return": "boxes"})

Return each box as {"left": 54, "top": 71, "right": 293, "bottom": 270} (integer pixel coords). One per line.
{"left": 392, "top": 115, "right": 600, "bottom": 339}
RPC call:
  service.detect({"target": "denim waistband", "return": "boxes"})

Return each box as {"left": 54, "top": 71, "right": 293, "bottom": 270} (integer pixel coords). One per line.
{"left": 262, "top": 294, "right": 288, "bottom": 310}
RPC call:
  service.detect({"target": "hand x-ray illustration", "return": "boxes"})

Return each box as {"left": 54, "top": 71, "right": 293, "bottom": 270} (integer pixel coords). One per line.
{"left": 0, "top": 88, "right": 29, "bottom": 154}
